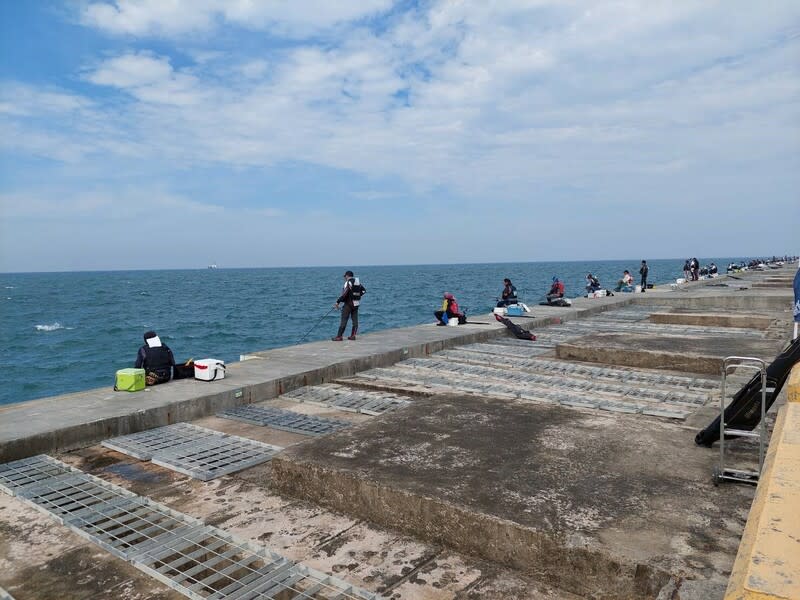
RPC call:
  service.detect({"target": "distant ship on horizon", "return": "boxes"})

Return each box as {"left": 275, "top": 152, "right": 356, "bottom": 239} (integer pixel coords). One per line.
{"left": 208, "top": 263, "right": 218, "bottom": 269}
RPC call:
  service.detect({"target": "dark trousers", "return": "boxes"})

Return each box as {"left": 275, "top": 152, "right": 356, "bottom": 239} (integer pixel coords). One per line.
{"left": 434, "top": 310, "right": 457, "bottom": 324}
{"left": 337, "top": 304, "right": 358, "bottom": 337}
{"left": 640, "top": 275, "right": 647, "bottom": 291}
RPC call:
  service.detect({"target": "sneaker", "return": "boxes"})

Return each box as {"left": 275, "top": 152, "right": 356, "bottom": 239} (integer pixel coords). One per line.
{"left": 332, "top": 336, "right": 343, "bottom": 341}
{"left": 347, "top": 335, "right": 356, "bottom": 340}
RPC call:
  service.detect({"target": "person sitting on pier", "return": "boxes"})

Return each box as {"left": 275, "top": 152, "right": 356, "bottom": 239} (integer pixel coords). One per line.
{"left": 546, "top": 276, "right": 565, "bottom": 304}
{"left": 585, "top": 273, "right": 601, "bottom": 294}
{"left": 435, "top": 292, "right": 465, "bottom": 325}
{"left": 614, "top": 270, "right": 634, "bottom": 292}
{"left": 496, "top": 278, "right": 518, "bottom": 307}
{"left": 135, "top": 331, "right": 175, "bottom": 386}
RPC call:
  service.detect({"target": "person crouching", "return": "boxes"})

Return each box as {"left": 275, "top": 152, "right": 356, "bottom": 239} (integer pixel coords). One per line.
{"left": 435, "top": 293, "right": 464, "bottom": 326}
{"left": 546, "top": 276, "right": 565, "bottom": 304}
{"left": 135, "top": 331, "right": 175, "bottom": 386}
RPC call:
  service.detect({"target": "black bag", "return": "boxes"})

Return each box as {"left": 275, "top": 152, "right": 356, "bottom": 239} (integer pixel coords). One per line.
{"left": 695, "top": 336, "right": 800, "bottom": 447}
{"left": 173, "top": 360, "right": 195, "bottom": 380}
{"left": 494, "top": 313, "right": 536, "bottom": 341}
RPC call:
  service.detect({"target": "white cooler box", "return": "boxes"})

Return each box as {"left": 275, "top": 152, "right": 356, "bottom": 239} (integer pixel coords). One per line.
{"left": 194, "top": 358, "right": 226, "bottom": 381}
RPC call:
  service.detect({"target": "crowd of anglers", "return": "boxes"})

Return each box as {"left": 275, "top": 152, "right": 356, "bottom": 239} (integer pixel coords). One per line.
{"left": 132, "top": 256, "right": 798, "bottom": 386}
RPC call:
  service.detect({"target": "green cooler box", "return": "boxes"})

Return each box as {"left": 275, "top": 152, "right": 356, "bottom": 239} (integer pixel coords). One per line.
{"left": 115, "top": 368, "right": 146, "bottom": 392}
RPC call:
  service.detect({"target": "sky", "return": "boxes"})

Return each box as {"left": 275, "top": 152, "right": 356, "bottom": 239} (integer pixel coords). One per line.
{"left": 0, "top": 1, "right": 798, "bottom": 272}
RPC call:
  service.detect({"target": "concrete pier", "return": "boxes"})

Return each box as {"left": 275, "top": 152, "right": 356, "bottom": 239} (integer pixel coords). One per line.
{"left": 1, "top": 265, "right": 797, "bottom": 599}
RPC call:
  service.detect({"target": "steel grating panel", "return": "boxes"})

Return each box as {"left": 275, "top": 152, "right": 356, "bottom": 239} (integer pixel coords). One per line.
{"left": 285, "top": 384, "right": 411, "bottom": 416}
{"left": 0, "top": 454, "right": 78, "bottom": 496}
{"left": 150, "top": 434, "right": 282, "bottom": 482}
{"left": 397, "top": 359, "right": 710, "bottom": 405}
{"left": 102, "top": 424, "right": 284, "bottom": 481}
{"left": 217, "top": 405, "right": 351, "bottom": 436}
{"left": 433, "top": 349, "right": 719, "bottom": 390}
{"left": 0, "top": 456, "right": 381, "bottom": 600}
{"left": 349, "top": 365, "right": 692, "bottom": 419}
{"left": 102, "top": 422, "right": 222, "bottom": 460}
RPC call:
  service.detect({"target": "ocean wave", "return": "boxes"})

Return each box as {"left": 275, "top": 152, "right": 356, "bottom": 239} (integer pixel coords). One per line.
{"left": 35, "top": 323, "right": 66, "bottom": 332}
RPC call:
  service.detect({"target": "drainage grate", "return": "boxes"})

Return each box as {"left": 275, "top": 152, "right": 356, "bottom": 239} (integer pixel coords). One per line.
{"left": 131, "top": 523, "right": 374, "bottom": 599}
{"left": 0, "top": 455, "right": 381, "bottom": 600}
{"left": 102, "top": 422, "right": 223, "bottom": 460}
{"left": 0, "top": 454, "right": 77, "bottom": 495}
{"left": 103, "top": 424, "right": 283, "bottom": 481}
{"left": 217, "top": 405, "right": 351, "bottom": 436}
{"left": 151, "top": 434, "right": 282, "bottom": 481}
{"left": 285, "top": 384, "right": 411, "bottom": 415}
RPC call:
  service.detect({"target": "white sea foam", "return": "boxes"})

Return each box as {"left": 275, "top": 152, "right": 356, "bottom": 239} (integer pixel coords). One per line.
{"left": 35, "top": 323, "right": 65, "bottom": 332}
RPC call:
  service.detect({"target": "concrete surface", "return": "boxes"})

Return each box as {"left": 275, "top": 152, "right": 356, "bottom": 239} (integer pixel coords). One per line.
{"left": 556, "top": 333, "right": 785, "bottom": 375}
{"left": 0, "top": 294, "right": 644, "bottom": 463}
{"left": 2, "top": 263, "right": 797, "bottom": 600}
{"left": 648, "top": 312, "right": 774, "bottom": 330}
{"left": 724, "top": 362, "right": 800, "bottom": 600}
{"left": 724, "top": 401, "right": 800, "bottom": 600}
{"left": 272, "top": 394, "right": 757, "bottom": 599}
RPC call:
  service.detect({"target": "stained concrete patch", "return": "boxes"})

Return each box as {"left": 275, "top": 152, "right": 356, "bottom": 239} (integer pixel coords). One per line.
{"left": 304, "top": 522, "right": 440, "bottom": 594}
{"left": 3, "top": 546, "right": 183, "bottom": 600}
{"left": 557, "top": 333, "right": 784, "bottom": 374}
{"left": 273, "top": 395, "right": 755, "bottom": 598}
{"left": 0, "top": 494, "right": 180, "bottom": 600}
{"left": 456, "top": 568, "right": 585, "bottom": 600}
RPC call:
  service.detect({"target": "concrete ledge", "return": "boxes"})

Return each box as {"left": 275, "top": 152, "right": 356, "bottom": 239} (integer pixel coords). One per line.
{"left": 649, "top": 312, "right": 773, "bottom": 330}
{"left": 788, "top": 363, "right": 800, "bottom": 404}
{"left": 271, "top": 453, "right": 670, "bottom": 599}
{"left": 0, "top": 321, "right": 506, "bottom": 462}
{"left": 750, "top": 282, "right": 791, "bottom": 289}
{"left": 724, "top": 402, "right": 800, "bottom": 600}
{"left": 634, "top": 291, "right": 793, "bottom": 312}
{"left": 556, "top": 334, "right": 783, "bottom": 375}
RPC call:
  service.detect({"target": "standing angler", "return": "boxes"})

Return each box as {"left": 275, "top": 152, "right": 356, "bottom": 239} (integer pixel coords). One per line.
{"left": 332, "top": 270, "right": 365, "bottom": 341}
{"left": 639, "top": 260, "right": 649, "bottom": 292}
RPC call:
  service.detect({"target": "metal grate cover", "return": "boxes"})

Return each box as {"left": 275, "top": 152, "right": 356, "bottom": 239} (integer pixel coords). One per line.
{"left": 217, "top": 405, "right": 351, "bottom": 436}
{"left": 151, "top": 434, "right": 282, "bottom": 482}
{"left": 103, "top": 424, "right": 283, "bottom": 481}
{"left": 0, "top": 455, "right": 381, "bottom": 600}
{"left": 102, "top": 423, "right": 223, "bottom": 460}
{"left": 0, "top": 454, "right": 76, "bottom": 496}
{"left": 285, "top": 384, "right": 411, "bottom": 416}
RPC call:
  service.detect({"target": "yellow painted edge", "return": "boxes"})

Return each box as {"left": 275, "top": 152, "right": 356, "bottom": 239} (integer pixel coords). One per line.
{"left": 725, "top": 403, "right": 800, "bottom": 600}
{"left": 787, "top": 363, "right": 800, "bottom": 403}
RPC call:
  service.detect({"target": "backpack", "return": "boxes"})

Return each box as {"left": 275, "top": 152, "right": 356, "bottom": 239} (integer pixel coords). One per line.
{"left": 350, "top": 280, "right": 366, "bottom": 303}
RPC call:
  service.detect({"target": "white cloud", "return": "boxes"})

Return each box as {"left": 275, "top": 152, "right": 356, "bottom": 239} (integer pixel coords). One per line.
{"left": 86, "top": 52, "right": 202, "bottom": 105}
{"left": 5, "top": 1, "right": 799, "bottom": 221}
{"left": 82, "top": 0, "right": 392, "bottom": 37}
{"left": 0, "top": 189, "right": 224, "bottom": 220}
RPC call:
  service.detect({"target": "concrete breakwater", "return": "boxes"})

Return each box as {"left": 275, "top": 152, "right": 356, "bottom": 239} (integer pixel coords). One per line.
{"left": 0, "top": 266, "right": 797, "bottom": 599}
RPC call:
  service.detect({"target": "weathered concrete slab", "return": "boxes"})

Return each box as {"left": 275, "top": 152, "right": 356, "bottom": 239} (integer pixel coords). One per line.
{"left": 272, "top": 394, "right": 756, "bottom": 599}
{"left": 648, "top": 312, "right": 773, "bottom": 330}
{"left": 0, "top": 492, "right": 182, "bottom": 600}
{"left": 47, "top": 444, "right": 580, "bottom": 599}
{"left": 556, "top": 333, "right": 785, "bottom": 374}
{"left": 750, "top": 281, "right": 791, "bottom": 288}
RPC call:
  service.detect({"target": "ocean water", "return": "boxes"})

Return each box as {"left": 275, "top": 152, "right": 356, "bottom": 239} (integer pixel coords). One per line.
{"left": 0, "top": 258, "right": 740, "bottom": 406}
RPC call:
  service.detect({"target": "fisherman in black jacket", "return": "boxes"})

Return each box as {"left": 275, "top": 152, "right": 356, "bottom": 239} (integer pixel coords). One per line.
{"left": 135, "top": 330, "right": 175, "bottom": 385}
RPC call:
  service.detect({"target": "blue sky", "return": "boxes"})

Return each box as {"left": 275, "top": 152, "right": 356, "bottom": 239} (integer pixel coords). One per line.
{"left": 1, "top": 1, "right": 798, "bottom": 272}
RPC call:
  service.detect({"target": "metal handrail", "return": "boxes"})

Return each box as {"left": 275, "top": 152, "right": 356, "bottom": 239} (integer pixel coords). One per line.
{"left": 715, "top": 356, "right": 767, "bottom": 485}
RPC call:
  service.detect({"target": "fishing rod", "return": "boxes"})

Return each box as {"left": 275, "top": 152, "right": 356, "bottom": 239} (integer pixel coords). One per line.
{"left": 296, "top": 306, "right": 336, "bottom": 344}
